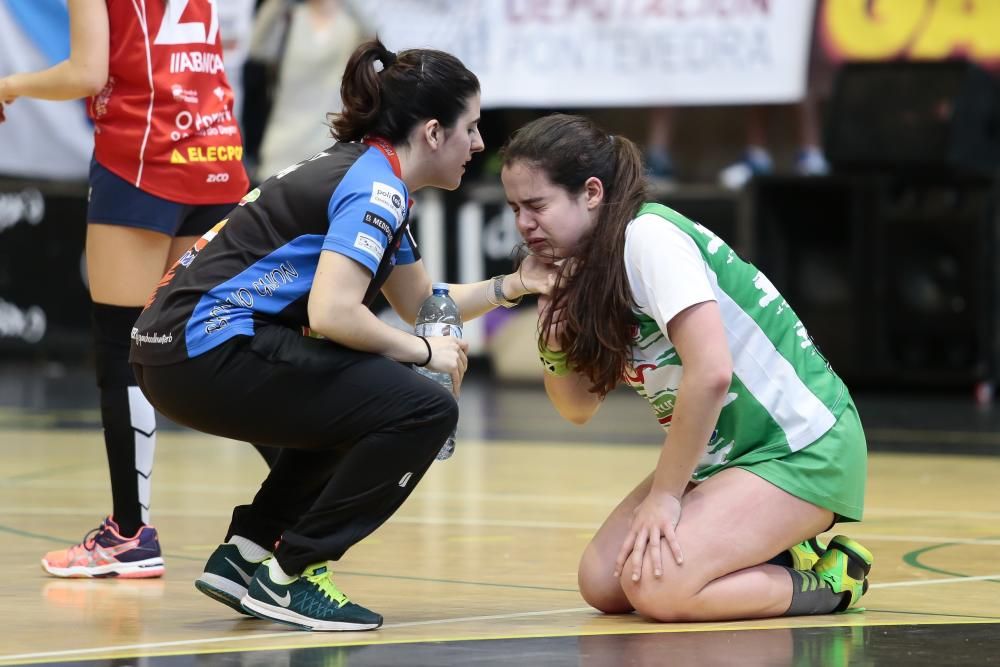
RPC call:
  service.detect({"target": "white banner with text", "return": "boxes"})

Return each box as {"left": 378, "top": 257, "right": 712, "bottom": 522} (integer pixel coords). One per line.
{"left": 351, "top": 0, "right": 817, "bottom": 107}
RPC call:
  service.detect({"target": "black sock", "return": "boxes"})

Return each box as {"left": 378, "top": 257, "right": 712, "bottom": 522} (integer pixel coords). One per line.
{"left": 93, "top": 303, "right": 154, "bottom": 536}
{"left": 765, "top": 550, "right": 794, "bottom": 568}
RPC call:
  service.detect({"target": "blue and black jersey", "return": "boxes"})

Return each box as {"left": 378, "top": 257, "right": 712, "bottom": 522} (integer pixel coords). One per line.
{"left": 129, "top": 142, "right": 419, "bottom": 365}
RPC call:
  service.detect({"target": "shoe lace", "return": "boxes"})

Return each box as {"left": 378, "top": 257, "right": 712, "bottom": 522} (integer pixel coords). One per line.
{"left": 303, "top": 566, "right": 350, "bottom": 607}
{"left": 79, "top": 522, "right": 110, "bottom": 551}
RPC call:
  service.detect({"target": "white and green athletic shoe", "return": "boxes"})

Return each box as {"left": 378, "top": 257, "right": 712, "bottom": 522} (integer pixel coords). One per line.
{"left": 241, "top": 560, "right": 382, "bottom": 631}
{"left": 789, "top": 537, "right": 827, "bottom": 570}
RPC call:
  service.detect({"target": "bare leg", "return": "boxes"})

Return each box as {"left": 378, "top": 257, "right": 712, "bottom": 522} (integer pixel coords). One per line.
{"left": 87, "top": 224, "right": 176, "bottom": 306}
{"left": 83, "top": 224, "right": 176, "bottom": 535}
{"left": 579, "top": 467, "right": 832, "bottom": 621}
{"left": 623, "top": 468, "right": 832, "bottom": 621}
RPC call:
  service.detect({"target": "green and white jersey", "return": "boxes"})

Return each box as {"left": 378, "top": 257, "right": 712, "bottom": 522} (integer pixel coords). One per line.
{"left": 623, "top": 203, "right": 850, "bottom": 481}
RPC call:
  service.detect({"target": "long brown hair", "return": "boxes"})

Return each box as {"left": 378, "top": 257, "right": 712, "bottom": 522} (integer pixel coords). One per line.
{"left": 501, "top": 114, "right": 647, "bottom": 396}
{"left": 329, "top": 38, "right": 480, "bottom": 143}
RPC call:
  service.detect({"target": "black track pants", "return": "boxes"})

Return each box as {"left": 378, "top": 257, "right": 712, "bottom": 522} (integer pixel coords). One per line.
{"left": 133, "top": 324, "right": 457, "bottom": 573}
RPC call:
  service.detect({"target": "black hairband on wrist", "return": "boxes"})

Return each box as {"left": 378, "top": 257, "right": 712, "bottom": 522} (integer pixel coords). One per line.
{"left": 415, "top": 335, "right": 432, "bottom": 367}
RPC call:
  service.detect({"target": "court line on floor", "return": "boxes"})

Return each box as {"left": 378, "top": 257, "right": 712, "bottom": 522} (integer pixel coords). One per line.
{"left": 0, "top": 607, "right": 593, "bottom": 664}
{"left": 8, "top": 506, "right": 992, "bottom": 594}
{"left": 870, "top": 574, "right": 1000, "bottom": 589}
{"left": 902, "top": 538, "right": 1000, "bottom": 586}
{"left": 7, "top": 499, "right": 1000, "bottom": 522}
{"left": 844, "top": 533, "right": 1000, "bottom": 547}
{"left": 6, "top": 520, "right": 994, "bottom": 596}
{"left": 5, "top": 516, "right": 1000, "bottom": 551}
{"left": 5, "top": 571, "right": 1000, "bottom": 665}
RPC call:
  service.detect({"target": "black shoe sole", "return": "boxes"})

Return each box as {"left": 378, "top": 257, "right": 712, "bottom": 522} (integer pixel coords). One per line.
{"left": 194, "top": 579, "right": 255, "bottom": 617}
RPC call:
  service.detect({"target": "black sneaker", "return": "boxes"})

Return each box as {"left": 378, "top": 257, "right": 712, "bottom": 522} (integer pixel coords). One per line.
{"left": 195, "top": 543, "right": 266, "bottom": 616}
{"left": 241, "top": 560, "right": 383, "bottom": 631}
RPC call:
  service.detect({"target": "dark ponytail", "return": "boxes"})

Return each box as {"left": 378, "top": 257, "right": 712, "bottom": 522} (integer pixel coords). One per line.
{"left": 329, "top": 38, "right": 480, "bottom": 144}
{"left": 501, "top": 114, "right": 648, "bottom": 397}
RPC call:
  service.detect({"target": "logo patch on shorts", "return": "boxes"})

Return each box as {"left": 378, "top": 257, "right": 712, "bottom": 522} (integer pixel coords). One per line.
{"left": 362, "top": 210, "right": 394, "bottom": 238}
{"left": 369, "top": 181, "right": 405, "bottom": 223}
{"left": 354, "top": 232, "right": 385, "bottom": 261}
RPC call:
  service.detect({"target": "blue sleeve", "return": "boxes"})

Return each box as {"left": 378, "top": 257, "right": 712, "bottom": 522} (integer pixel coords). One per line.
{"left": 321, "top": 152, "right": 410, "bottom": 274}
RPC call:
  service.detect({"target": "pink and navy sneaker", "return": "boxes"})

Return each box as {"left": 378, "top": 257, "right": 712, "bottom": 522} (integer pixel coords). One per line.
{"left": 41, "top": 516, "right": 165, "bottom": 578}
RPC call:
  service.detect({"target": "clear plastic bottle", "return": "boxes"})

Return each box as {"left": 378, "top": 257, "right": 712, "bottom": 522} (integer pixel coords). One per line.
{"left": 414, "top": 283, "right": 463, "bottom": 460}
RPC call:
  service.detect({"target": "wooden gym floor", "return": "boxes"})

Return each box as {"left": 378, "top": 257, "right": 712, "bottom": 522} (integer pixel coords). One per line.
{"left": 0, "top": 364, "right": 998, "bottom": 666}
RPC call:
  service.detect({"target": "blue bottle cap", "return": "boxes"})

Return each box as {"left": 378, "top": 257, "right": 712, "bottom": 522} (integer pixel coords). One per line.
{"left": 431, "top": 282, "right": 449, "bottom": 294}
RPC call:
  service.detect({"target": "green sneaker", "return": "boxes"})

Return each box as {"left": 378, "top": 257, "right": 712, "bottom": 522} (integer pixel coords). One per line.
{"left": 812, "top": 535, "right": 873, "bottom": 611}
{"left": 241, "top": 560, "right": 383, "bottom": 631}
{"left": 195, "top": 543, "right": 266, "bottom": 616}
{"left": 789, "top": 537, "right": 827, "bottom": 570}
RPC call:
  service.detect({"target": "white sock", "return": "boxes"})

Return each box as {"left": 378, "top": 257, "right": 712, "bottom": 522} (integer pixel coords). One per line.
{"left": 268, "top": 557, "right": 297, "bottom": 584}
{"left": 228, "top": 535, "right": 270, "bottom": 562}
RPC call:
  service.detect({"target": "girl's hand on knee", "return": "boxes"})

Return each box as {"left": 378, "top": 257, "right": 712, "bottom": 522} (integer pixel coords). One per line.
{"left": 613, "top": 491, "right": 683, "bottom": 582}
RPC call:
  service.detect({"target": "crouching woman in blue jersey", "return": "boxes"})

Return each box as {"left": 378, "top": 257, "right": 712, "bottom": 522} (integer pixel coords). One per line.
{"left": 500, "top": 114, "right": 873, "bottom": 622}
{"left": 128, "top": 40, "right": 553, "bottom": 631}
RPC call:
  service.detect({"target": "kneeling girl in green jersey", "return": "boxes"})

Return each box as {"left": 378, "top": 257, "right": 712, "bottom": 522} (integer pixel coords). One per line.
{"left": 500, "top": 114, "right": 873, "bottom": 622}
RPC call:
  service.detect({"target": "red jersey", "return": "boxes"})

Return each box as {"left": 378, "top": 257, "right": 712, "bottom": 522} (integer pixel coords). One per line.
{"left": 89, "top": 0, "right": 249, "bottom": 204}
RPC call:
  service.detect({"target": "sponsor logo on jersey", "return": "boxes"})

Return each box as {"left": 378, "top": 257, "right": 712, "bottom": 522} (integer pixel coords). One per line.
{"left": 206, "top": 173, "right": 229, "bottom": 183}
{"left": 175, "top": 107, "right": 233, "bottom": 133}
{"left": 170, "top": 51, "right": 226, "bottom": 74}
{"left": 170, "top": 84, "right": 199, "bottom": 104}
{"left": 130, "top": 329, "right": 174, "bottom": 346}
{"left": 362, "top": 210, "right": 393, "bottom": 237}
{"left": 183, "top": 145, "right": 243, "bottom": 162}
{"left": 369, "top": 182, "right": 405, "bottom": 223}
{"left": 353, "top": 232, "right": 385, "bottom": 262}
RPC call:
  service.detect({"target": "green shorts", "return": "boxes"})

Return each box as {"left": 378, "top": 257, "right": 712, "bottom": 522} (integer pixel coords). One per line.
{"left": 736, "top": 401, "right": 868, "bottom": 522}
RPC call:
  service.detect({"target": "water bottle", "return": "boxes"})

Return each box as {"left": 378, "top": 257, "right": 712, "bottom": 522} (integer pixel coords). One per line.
{"left": 414, "top": 283, "right": 463, "bottom": 460}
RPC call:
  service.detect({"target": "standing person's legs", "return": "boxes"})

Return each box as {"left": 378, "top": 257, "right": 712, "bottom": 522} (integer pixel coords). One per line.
{"left": 88, "top": 224, "right": 177, "bottom": 536}
{"left": 41, "top": 158, "right": 237, "bottom": 578}
{"left": 38, "top": 223, "right": 175, "bottom": 579}
{"left": 719, "top": 106, "right": 774, "bottom": 189}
